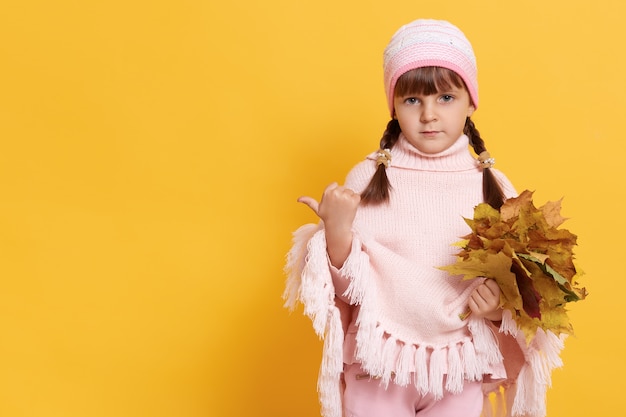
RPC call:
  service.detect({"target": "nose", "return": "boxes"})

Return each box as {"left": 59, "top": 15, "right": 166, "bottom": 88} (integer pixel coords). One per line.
{"left": 420, "top": 102, "right": 437, "bottom": 123}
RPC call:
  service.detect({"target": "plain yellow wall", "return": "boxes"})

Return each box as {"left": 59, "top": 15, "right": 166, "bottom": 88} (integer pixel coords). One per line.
{"left": 0, "top": 1, "right": 623, "bottom": 416}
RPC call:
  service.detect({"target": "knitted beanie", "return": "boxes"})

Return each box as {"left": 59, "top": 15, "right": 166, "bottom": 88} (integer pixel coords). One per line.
{"left": 383, "top": 19, "right": 478, "bottom": 117}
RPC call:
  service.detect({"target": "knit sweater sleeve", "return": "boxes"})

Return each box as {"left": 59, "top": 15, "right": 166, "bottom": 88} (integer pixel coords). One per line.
{"left": 281, "top": 159, "right": 376, "bottom": 417}
{"left": 279, "top": 155, "right": 374, "bottom": 307}
{"left": 327, "top": 160, "right": 377, "bottom": 303}
{"left": 328, "top": 230, "right": 368, "bottom": 304}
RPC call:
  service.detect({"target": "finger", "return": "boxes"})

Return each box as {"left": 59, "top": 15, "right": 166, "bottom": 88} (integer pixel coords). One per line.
{"left": 297, "top": 196, "right": 320, "bottom": 215}
{"left": 473, "top": 285, "right": 488, "bottom": 302}
{"left": 482, "top": 279, "right": 501, "bottom": 298}
{"left": 474, "top": 285, "right": 495, "bottom": 306}
{"left": 468, "top": 296, "right": 483, "bottom": 314}
{"left": 476, "top": 284, "right": 501, "bottom": 309}
{"left": 328, "top": 184, "right": 361, "bottom": 204}
{"left": 473, "top": 285, "right": 489, "bottom": 301}
{"left": 324, "top": 182, "right": 339, "bottom": 193}
{"left": 479, "top": 287, "right": 500, "bottom": 308}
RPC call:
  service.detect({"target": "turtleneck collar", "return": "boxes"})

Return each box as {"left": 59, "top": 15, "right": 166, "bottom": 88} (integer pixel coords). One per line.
{"left": 367, "top": 133, "right": 480, "bottom": 172}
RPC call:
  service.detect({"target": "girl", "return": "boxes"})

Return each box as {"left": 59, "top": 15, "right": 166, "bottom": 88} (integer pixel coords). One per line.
{"left": 284, "top": 19, "right": 564, "bottom": 417}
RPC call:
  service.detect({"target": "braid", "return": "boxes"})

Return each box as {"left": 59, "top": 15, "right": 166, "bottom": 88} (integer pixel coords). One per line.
{"left": 464, "top": 118, "right": 506, "bottom": 209}
{"left": 361, "top": 119, "right": 401, "bottom": 205}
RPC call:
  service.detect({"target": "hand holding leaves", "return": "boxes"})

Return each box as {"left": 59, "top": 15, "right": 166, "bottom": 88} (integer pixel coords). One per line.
{"left": 441, "top": 190, "right": 587, "bottom": 342}
{"left": 468, "top": 279, "right": 503, "bottom": 322}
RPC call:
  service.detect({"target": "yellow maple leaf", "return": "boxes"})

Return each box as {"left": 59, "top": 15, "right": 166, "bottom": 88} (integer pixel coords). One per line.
{"left": 440, "top": 190, "right": 587, "bottom": 343}
{"left": 499, "top": 189, "right": 534, "bottom": 223}
{"left": 541, "top": 198, "right": 568, "bottom": 228}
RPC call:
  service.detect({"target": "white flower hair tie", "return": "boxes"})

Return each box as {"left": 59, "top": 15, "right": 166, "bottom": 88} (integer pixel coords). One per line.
{"left": 376, "top": 148, "right": 392, "bottom": 168}
{"left": 477, "top": 151, "right": 495, "bottom": 169}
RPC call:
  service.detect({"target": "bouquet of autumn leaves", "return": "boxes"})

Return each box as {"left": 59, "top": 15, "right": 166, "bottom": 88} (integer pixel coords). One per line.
{"left": 441, "top": 190, "right": 587, "bottom": 342}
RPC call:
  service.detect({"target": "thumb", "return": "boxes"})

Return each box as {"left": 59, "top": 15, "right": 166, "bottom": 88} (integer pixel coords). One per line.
{"left": 297, "top": 196, "right": 320, "bottom": 216}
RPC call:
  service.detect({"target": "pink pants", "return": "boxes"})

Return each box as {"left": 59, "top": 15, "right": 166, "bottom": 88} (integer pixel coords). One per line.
{"left": 343, "top": 363, "right": 483, "bottom": 417}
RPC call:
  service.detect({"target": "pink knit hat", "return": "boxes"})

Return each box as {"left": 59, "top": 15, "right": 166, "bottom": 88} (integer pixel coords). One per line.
{"left": 383, "top": 19, "right": 478, "bottom": 117}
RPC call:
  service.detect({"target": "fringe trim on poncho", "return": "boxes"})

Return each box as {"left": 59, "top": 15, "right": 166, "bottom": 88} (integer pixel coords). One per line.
{"left": 284, "top": 224, "right": 565, "bottom": 417}
{"left": 481, "top": 309, "right": 566, "bottom": 417}
{"left": 284, "top": 224, "right": 344, "bottom": 417}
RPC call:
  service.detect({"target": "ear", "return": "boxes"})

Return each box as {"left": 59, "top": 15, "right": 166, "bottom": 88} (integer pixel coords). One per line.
{"left": 467, "top": 105, "right": 476, "bottom": 118}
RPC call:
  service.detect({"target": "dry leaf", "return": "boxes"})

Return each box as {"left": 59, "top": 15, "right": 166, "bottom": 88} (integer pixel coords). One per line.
{"left": 440, "top": 190, "right": 587, "bottom": 343}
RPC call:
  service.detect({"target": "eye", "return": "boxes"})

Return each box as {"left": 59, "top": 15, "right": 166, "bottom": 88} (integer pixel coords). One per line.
{"left": 440, "top": 94, "right": 454, "bottom": 102}
{"left": 404, "top": 97, "right": 419, "bottom": 105}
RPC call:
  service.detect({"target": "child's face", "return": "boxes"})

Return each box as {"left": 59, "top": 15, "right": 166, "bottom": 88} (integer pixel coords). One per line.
{"left": 393, "top": 85, "right": 475, "bottom": 154}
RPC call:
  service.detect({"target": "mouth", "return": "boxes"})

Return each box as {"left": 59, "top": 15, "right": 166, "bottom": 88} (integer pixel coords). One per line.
{"left": 420, "top": 131, "right": 440, "bottom": 138}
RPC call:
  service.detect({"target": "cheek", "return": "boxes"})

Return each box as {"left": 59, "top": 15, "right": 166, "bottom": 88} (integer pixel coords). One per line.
{"left": 454, "top": 110, "right": 470, "bottom": 127}
{"left": 396, "top": 110, "right": 418, "bottom": 127}
{"left": 397, "top": 117, "right": 416, "bottom": 134}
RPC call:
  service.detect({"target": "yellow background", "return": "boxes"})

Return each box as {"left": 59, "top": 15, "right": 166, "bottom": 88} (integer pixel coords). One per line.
{"left": 0, "top": 1, "right": 622, "bottom": 416}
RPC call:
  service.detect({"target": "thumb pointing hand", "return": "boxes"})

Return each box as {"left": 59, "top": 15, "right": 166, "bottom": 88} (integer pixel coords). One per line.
{"left": 297, "top": 196, "right": 320, "bottom": 216}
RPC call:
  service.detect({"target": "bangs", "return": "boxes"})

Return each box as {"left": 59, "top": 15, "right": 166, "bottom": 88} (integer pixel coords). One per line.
{"left": 394, "top": 67, "right": 466, "bottom": 97}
